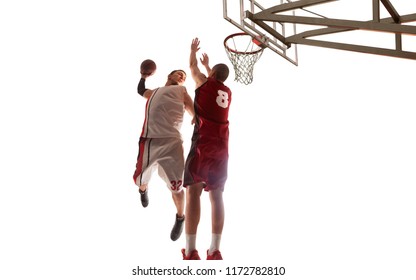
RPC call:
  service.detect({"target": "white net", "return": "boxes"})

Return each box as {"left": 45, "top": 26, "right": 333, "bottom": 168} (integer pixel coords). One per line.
{"left": 224, "top": 33, "right": 265, "bottom": 85}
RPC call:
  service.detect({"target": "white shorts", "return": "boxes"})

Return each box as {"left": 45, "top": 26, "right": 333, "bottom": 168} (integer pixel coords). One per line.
{"left": 133, "top": 137, "right": 184, "bottom": 192}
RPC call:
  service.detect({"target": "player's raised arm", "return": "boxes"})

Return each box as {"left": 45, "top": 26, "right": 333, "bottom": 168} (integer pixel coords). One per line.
{"left": 137, "top": 77, "right": 154, "bottom": 99}
{"left": 189, "top": 38, "right": 207, "bottom": 89}
{"left": 138, "top": 59, "right": 157, "bottom": 99}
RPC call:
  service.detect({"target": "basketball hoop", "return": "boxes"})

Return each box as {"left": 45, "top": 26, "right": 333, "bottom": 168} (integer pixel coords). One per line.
{"left": 224, "top": 33, "right": 265, "bottom": 85}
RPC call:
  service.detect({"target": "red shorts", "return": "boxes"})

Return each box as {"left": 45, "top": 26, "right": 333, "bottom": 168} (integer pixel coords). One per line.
{"left": 184, "top": 133, "right": 229, "bottom": 192}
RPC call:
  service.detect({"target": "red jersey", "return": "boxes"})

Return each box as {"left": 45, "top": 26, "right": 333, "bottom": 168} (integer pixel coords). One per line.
{"left": 184, "top": 78, "right": 232, "bottom": 191}
{"left": 194, "top": 77, "right": 232, "bottom": 138}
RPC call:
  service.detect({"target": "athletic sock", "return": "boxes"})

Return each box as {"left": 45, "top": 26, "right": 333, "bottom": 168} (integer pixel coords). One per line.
{"left": 185, "top": 234, "right": 197, "bottom": 255}
{"left": 208, "top": 234, "right": 222, "bottom": 255}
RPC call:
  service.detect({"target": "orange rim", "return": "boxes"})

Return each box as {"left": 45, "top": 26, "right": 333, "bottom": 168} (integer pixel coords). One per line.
{"left": 224, "top": 33, "right": 264, "bottom": 55}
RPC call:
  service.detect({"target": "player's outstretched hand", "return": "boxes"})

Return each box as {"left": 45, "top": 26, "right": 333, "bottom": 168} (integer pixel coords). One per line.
{"left": 191, "top": 38, "right": 201, "bottom": 53}
{"left": 200, "top": 53, "right": 209, "bottom": 67}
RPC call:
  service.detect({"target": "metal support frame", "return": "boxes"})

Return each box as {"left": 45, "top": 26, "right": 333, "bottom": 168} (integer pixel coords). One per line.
{"left": 224, "top": 0, "right": 299, "bottom": 65}
{"left": 225, "top": 0, "right": 416, "bottom": 63}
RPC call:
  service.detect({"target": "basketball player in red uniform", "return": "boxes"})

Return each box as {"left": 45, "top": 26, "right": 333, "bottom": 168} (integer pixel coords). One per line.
{"left": 134, "top": 69, "right": 194, "bottom": 241}
{"left": 182, "top": 38, "right": 232, "bottom": 260}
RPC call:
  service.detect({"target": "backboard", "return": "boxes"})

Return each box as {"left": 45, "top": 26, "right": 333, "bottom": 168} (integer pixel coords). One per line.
{"left": 223, "top": 0, "right": 416, "bottom": 64}
{"left": 223, "top": 0, "right": 299, "bottom": 65}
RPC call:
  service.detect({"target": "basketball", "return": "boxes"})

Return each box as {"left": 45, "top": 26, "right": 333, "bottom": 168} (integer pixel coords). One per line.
{"left": 140, "top": 59, "right": 157, "bottom": 75}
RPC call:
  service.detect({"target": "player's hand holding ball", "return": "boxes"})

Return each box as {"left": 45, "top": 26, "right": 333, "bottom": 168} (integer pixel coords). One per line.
{"left": 140, "top": 59, "right": 157, "bottom": 78}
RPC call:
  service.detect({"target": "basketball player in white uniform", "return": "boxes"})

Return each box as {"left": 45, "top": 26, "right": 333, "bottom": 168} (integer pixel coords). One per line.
{"left": 133, "top": 69, "right": 194, "bottom": 241}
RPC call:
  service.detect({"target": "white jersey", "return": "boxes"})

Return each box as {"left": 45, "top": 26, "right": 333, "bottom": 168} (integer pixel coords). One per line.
{"left": 140, "top": 85, "right": 186, "bottom": 139}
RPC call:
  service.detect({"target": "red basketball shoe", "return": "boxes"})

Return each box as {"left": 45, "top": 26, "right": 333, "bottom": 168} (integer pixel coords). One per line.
{"left": 207, "top": 250, "right": 223, "bottom": 260}
{"left": 181, "top": 249, "right": 201, "bottom": 260}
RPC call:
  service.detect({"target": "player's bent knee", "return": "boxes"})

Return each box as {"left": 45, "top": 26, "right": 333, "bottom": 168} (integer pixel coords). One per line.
{"left": 187, "top": 183, "right": 204, "bottom": 197}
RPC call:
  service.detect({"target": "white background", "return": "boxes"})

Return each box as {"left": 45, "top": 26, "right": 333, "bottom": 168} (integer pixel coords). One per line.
{"left": 1, "top": 1, "right": 415, "bottom": 279}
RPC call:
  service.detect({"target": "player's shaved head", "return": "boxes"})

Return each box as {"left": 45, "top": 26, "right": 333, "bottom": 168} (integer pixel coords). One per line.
{"left": 212, "top": 64, "right": 229, "bottom": 82}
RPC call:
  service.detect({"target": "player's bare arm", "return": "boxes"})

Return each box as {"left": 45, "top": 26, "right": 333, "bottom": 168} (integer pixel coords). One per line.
{"left": 183, "top": 89, "right": 195, "bottom": 122}
{"left": 190, "top": 38, "right": 207, "bottom": 88}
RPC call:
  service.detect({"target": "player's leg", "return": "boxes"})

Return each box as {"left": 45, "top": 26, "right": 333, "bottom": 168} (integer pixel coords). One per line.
{"left": 183, "top": 182, "right": 204, "bottom": 259}
{"left": 133, "top": 137, "right": 154, "bottom": 208}
{"left": 207, "top": 188, "right": 224, "bottom": 260}
{"left": 185, "top": 183, "right": 204, "bottom": 234}
{"left": 138, "top": 184, "right": 147, "bottom": 192}
{"left": 182, "top": 135, "right": 206, "bottom": 259}
{"left": 172, "top": 190, "right": 184, "bottom": 217}
{"left": 157, "top": 138, "right": 186, "bottom": 241}
{"left": 170, "top": 189, "right": 185, "bottom": 241}
{"left": 206, "top": 155, "right": 228, "bottom": 260}
{"left": 209, "top": 188, "right": 225, "bottom": 235}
